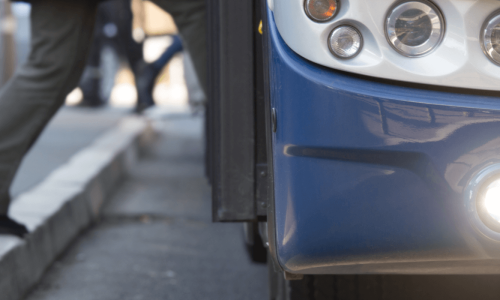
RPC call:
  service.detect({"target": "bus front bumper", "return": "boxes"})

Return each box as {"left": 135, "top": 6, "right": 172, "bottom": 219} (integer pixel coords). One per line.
{"left": 268, "top": 11, "right": 500, "bottom": 274}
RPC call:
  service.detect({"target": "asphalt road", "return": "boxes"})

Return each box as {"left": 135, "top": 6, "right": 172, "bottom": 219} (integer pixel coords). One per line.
{"left": 24, "top": 114, "right": 268, "bottom": 300}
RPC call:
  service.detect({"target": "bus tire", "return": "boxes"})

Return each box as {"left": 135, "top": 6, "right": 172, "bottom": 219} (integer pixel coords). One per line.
{"left": 269, "top": 262, "right": 343, "bottom": 300}
{"left": 243, "top": 222, "right": 267, "bottom": 263}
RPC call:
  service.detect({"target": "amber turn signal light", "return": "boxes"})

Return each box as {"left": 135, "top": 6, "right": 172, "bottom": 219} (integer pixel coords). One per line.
{"left": 304, "top": 0, "right": 339, "bottom": 22}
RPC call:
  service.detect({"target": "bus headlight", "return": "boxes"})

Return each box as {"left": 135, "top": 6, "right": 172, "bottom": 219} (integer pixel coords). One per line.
{"left": 304, "top": 0, "right": 339, "bottom": 22}
{"left": 481, "top": 11, "right": 500, "bottom": 66}
{"left": 385, "top": 1, "right": 445, "bottom": 57}
{"left": 484, "top": 182, "right": 500, "bottom": 222}
{"left": 328, "top": 25, "right": 363, "bottom": 59}
{"left": 465, "top": 164, "right": 500, "bottom": 238}
{"left": 477, "top": 177, "right": 500, "bottom": 233}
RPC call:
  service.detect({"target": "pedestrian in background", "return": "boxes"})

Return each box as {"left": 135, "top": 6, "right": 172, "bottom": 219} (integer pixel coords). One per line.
{"left": 136, "top": 34, "right": 183, "bottom": 112}
{"left": 78, "top": 0, "right": 144, "bottom": 108}
{"left": 0, "top": 0, "right": 206, "bottom": 237}
{"left": 78, "top": 0, "right": 184, "bottom": 113}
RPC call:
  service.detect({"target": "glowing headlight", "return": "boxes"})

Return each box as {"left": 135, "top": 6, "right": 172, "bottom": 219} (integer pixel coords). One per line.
{"left": 481, "top": 11, "right": 500, "bottom": 66}
{"left": 385, "top": 1, "right": 445, "bottom": 57}
{"left": 304, "top": 0, "right": 339, "bottom": 22}
{"left": 484, "top": 184, "right": 500, "bottom": 221}
{"left": 477, "top": 178, "right": 500, "bottom": 232}
{"left": 328, "top": 25, "right": 363, "bottom": 59}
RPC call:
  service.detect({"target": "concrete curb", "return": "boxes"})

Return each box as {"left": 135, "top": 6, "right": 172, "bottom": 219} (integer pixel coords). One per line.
{"left": 0, "top": 116, "right": 156, "bottom": 300}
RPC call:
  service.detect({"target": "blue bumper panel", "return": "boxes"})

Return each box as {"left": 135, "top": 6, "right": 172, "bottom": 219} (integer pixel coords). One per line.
{"left": 268, "top": 12, "right": 500, "bottom": 274}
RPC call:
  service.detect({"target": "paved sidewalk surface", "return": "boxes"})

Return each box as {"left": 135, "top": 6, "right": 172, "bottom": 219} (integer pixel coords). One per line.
{"left": 25, "top": 114, "right": 268, "bottom": 300}
{"left": 12, "top": 107, "right": 126, "bottom": 197}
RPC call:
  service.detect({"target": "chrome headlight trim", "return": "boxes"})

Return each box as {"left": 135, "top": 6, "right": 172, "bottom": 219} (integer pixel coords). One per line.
{"left": 480, "top": 10, "right": 500, "bottom": 66}
{"left": 385, "top": 0, "right": 445, "bottom": 57}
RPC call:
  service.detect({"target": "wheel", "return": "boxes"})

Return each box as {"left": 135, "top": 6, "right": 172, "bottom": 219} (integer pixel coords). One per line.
{"left": 268, "top": 262, "right": 358, "bottom": 300}
{"left": 269, "top": 272, "right": 335, "bottom": 300}
{"left": 243, "top": 222, "right": 267, "bottom": 263}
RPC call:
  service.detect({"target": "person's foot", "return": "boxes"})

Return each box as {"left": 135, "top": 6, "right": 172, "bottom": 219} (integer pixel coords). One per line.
{"left": 0, "top": 215, "right": 28, "bottom": 238}
{"left": 78, "top": 77, "right": 104, "bottom": 108}
{"left": 133, "top": 102, "right": 155, "bottom": 114}
{"left": 75, "top": 98, "right": 106, "bottom": 108}
{"left": 75, "top": 94, "right": 106, "bottom": 108}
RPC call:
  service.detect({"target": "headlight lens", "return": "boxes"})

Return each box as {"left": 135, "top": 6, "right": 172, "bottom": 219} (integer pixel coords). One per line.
{"left": 328, "top": 25, "right": 363, "bottom": 59}
{"left": 484, "top": 184, "right": 500, "bottom": 222}
{"left": 385, "top": 1, "right": 445, "bottom": 57}
{"left": 481, "top": 12, "right": 500, "bottom": 66}
{"left": 304, "top": 0, "right": 339, "bottom": 22}
{"left": 477, "top": 178, "right": 500, "bottom": 233}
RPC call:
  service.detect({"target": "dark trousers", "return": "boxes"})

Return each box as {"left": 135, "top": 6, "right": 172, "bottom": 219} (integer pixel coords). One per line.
{"left": 80, "top": 0, "right": 144, "bottom": 104}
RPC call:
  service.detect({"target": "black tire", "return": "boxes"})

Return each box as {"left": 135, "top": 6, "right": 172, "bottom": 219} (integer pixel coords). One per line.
{"left": 268, "top": 262, "right": 357, "bottom": 300}
{"left": 243, "top": 222, "right": 267, "bottom": 263}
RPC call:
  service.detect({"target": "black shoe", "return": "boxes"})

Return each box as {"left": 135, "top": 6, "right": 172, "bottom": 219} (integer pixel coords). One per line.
{"left": 133, "top": 102, "right": 155, "bottom": 114}
{"left": 78, "top": 77, "right": 104, "bottom": 108}
{"left": 75, "top": 99, "right": 106, "bottom": 108}
{"left": 0, "top": 215, "right": 28, "bottom": 238}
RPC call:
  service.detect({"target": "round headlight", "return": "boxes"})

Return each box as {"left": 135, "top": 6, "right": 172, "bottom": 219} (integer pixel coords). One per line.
{"left": 477, "top": 178, "right": 500, "bottom": 232}
{"left": 481, "top": 11, "right": 500, "bottom": 66}
{"left": 385, "top": 1, "right": 445, "bottom": 57}
{"left": 328, "top": 25, "right": 363, "bottom": 59}
{"left": 304, "top": 0, "right": 339, "bottom": 22}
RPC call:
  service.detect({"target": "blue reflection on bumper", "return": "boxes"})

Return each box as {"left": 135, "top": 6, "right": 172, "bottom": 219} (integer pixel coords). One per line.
{"left": 268, "top": 12, "right": 500, "bottom": 273}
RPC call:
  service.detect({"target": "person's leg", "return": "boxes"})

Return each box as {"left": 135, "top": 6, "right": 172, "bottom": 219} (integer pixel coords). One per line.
{"left": 0, "top": 0, "right": 99, "bottom": 215}
{"left": 152, "top": 35, "right": 183, "bottom": 70}
{"left": 79, "top": 2, "right": 107, "bottom": 107}
{"left": 115, "top": 0, "right": 144, "bottom": 73}
{"left": 149, "top": 0, "right": 207, "bottom": 94}
{"left": 113, "top": 0, "right": 151, "bottom": 111}
{"left": 135, "top": 34, "right": 183, "bottom": 112}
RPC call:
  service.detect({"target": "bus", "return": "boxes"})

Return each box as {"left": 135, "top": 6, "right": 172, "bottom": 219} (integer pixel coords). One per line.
{"left": 207, "top": 0, "right": 500, "bottom": 298}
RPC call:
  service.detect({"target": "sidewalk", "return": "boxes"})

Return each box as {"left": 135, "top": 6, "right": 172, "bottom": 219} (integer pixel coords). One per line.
{"left": 0, "top": 106, "right": 154, "bottom": 300}
{"left": 24, "top": 114, "right": 268, "bottom": 300}
{"left": 11, "top": 107, "right": 127, "bottom": 197}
